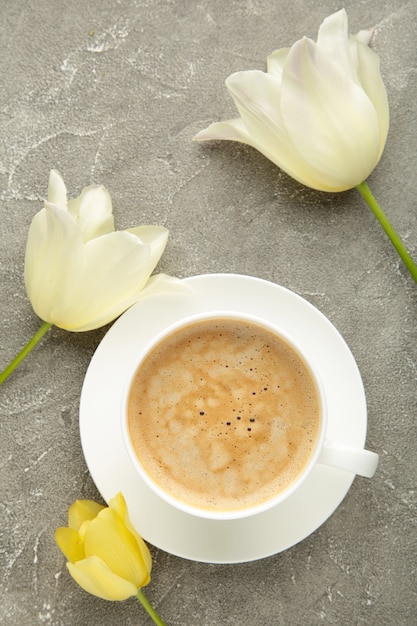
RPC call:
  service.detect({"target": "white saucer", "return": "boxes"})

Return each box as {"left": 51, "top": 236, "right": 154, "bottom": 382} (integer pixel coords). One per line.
{"left": 79, "top": 273, "right": 368, "bottom": 564}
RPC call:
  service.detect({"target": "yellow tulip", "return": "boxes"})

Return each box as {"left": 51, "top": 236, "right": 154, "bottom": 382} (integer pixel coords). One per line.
{"left": 194, "top": 9, "right": 389, "bottom": 193}
{"left": 24, "top": 169, "right": 182, "bottom": 332}
{"left": 55, "top": 493, "right": 152, "bottom": 601}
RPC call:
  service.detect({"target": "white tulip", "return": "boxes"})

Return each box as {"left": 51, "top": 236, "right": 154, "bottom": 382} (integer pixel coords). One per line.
{"left": 24, "top": 170, "right": 181, "bottom": 331}
{"left": 194, "top": 9, "right": 389, "bottom": 192}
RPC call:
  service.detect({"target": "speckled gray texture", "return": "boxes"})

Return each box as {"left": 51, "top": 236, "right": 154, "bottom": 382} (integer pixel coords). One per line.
{"left": 1, "top": 1, "right": 416, "bottom": 624}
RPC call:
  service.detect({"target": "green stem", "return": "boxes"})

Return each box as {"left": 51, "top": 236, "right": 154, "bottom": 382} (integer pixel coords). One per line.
{"left": 356, "top": 181, "right": 417, "bottom": 284}
{"left": 136, "top": 589, "right": 167, "bottom": 626}
{"left": 0, "top": 321, "right": 53, "bottom": 385}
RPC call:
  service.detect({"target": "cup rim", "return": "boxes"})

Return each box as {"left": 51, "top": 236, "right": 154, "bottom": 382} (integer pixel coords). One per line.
{"left": 120, "top": 310, "right": 327, "bottom": 521}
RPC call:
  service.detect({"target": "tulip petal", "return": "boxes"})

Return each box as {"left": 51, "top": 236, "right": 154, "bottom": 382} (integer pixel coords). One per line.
{"left": 71, "top": 273, "right": 187, "bottom": 332}
{"left": 108, "top": 493, "right": 127, "bottom": 517}
{"left": 46, "top": 230, "right": 154, "bottom": 330}
{"left": 352, "top": 40, "right": 389, "bottom": 158}
{"left": 131, "top": 273, "right": 190, "bottom": 301}
{"left": 55, "top": 527, "right": 86, "bottom": 563}
{"left": 355, "top": 28, "right": 373, "bottom": 46}
{"left": 194, "top": 117, "right": 251, "bottom": 143}
{"left": 67, "top": 185, "right": 115, "bottom": 241}
{"left": 266, "top": 47, "right": 290, "bottom": 81}
{"left": 226, "top": 70, "right": 285, "bottom": 129}
{"left": 109, "top": 494, "right": 152, "bottom": 575}
{"left": 47, "top": 170, "right": 67, "bottom": 207}
{"left": 68, "top": 499, "right": 105, "bottom": 531}
{"left": 280, "top": 37, "right": 382, "bottom": 189}
{"left": 84, "top": 508, "right": 151, "bottom": 588}
{"left": 126, "top": 225, "right": 169, "bottom": 272}
{"left": 317, "top": 9, "right": 354, "bottom": 80}
{"left": 24, "top": 203, "right": 83, "bottom": 323}
{"left": 200, "top": 71, "right": 291, "bottom": 149}
{"left": 67, "top": 556, "right": 138, "bottom": 601}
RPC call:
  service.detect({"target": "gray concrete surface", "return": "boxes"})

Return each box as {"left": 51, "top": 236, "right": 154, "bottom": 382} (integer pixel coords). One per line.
{"left": 1, "top": 1, "right": 416, "bottom": 624}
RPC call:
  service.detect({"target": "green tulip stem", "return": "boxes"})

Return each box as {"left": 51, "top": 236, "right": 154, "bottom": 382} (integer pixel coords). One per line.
{"left": 0, "top": 320, "right": 53, "bottom": 385}
{"left": 136, "top": 589, "right": 167, "bottom": 626}
{"left": 356, "top": 181, "right": 417, "bottom": 284}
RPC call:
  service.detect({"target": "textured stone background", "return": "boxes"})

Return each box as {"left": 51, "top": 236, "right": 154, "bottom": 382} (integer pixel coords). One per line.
{"left": 1, "top": 1, "right": 416, "bottom": 624}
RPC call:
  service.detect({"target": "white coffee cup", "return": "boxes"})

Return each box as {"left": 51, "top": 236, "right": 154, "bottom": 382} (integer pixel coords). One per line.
{"left": 121, "top": 311, "right": 378, "bottom": 521}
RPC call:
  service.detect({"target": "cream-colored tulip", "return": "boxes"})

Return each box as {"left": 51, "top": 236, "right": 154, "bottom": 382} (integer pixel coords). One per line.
{"left": 24, "top": 169, "right": 181, "bottom": 331}
{"left": 194, "top": 9, "right": 389, "bottom": 192}
{"left": 193, "top": 10, "right": 417, "bottom": 284}
{"left": 55, "top": 493, "right": 152, "bottom": 601}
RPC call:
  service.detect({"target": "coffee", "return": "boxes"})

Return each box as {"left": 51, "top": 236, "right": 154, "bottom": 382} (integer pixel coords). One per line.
{"left": 127, "top": 318, "right": 321, "bottom": 512}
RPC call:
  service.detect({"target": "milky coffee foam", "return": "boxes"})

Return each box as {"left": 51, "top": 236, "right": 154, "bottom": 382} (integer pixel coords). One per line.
{"left": 128, "top": 318, "right": 321, "bottom": 512}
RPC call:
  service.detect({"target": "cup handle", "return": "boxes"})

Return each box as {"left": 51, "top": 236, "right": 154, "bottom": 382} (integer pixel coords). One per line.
{"left": 318, "top": 439, "right": 379, "bottom": 478}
